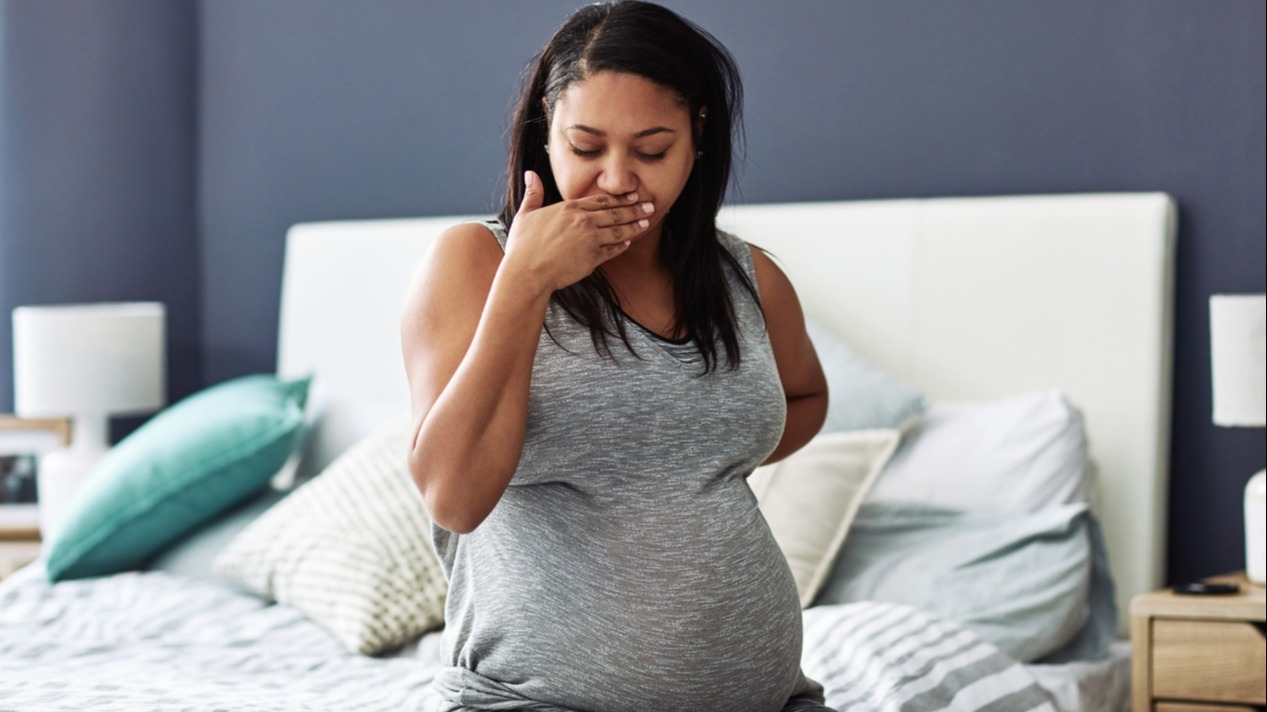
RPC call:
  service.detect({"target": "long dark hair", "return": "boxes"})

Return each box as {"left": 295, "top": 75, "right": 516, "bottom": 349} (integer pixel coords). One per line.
{"left": 499, "top": 1, "right": 756, "bottom": 374}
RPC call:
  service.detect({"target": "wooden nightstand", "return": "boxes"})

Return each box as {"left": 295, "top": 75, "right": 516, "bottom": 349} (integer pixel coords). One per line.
{"left": 1131, "top": 572, "right": 1266, "bottom": 712}
{"left": 2, "top": 414, "right": 66, "bottom": 580}
{"left": 0, "top": 536, "right": 42, "bottom": 580}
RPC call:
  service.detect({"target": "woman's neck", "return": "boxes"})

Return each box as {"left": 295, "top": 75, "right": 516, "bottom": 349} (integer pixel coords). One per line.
{"left": 600, "top": 230, "right": 682, "bottom": 339}
{"left": 602, "top": 226, "right": 663, "bottom": 278}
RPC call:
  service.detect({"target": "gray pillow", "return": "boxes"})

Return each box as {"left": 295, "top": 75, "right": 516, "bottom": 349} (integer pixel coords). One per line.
{"left": 807, "top": 319, "right": 928, "bottom": 433}
{"left": 813, "top": 501, "right": 1116, "bottom": 664}
{"left": 1038, "top": 511, "right": 1117, "bottom": 664}
{"left": 144, "top": 486, "right": 290, "bottom": 581}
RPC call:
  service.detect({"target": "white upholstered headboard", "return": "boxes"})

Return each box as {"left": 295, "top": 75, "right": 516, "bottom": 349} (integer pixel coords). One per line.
{"left": 278, "top": 192, "right": 1175, "bottom": 633}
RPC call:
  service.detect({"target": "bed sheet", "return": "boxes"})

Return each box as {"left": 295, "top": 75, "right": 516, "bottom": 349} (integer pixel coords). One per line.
{"left": 0, "top": 565, "right": 1067, "bottom": 712}
{"left": 1025, "top": 640, "right": 1131, "bottom": 712}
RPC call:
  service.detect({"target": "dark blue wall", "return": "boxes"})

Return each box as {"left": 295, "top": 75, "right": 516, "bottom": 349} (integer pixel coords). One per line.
{"left": 0, "top": 0, "right": 201, "bottom": 419}
{"left": 2, "top": 0, "right": 1264, "bottom": 585}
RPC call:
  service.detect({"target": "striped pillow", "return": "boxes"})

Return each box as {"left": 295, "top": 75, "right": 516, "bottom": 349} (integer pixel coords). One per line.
{"left": 215, "top": 419, "right": 445, "bottom": 655}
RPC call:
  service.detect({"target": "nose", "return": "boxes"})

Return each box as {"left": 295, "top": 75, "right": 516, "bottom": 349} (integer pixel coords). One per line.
{"left": 596, "top": 151, "right": 638, "bottom": 196}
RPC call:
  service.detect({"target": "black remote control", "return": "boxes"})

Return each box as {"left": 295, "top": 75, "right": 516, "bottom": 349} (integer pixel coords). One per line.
{"left": 1171, "top": 581, "right": 1241, "bottom": 595}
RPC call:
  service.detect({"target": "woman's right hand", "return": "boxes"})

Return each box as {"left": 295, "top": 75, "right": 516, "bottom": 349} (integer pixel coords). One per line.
{"left": 403, "top": 172, "right": 654, "bottom": 533}
{"left": 503, "top": 170, "right": 656, "bottom": 292}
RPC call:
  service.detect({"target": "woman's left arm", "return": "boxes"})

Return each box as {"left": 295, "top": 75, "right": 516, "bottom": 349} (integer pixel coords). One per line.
{"left": 749, "top": 245, "right": 828, "bottom": 464}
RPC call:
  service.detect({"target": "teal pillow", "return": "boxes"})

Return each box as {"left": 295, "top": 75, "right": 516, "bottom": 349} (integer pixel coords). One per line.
{"left": 45, "top": 374, "right": 310, "bottom": 581}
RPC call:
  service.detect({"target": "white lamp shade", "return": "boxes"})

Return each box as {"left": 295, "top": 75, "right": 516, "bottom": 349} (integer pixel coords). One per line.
{"left": 13, "top": 302, "right": 167, "bottom": 418}
{"left": 1209, "top": 294, "right": 1266, "bottom": 427}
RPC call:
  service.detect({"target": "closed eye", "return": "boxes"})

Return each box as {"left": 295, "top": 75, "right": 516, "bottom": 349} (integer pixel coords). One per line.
{"left": 568, "top": 145, "right": 668, "bottom": 162}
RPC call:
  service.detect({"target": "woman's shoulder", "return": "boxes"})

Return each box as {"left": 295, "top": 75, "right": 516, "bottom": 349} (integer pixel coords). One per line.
{"left": 442, "top": 217, "right": 504, "bottom": 242}
{"left": 432, "top": 218, "right": 505, "bottom": 253}
{"left": 473, "top": 217, "right": 507, "bottom": 245}
{"left": 413, "top": 219, "right": 505, "bottom": 286}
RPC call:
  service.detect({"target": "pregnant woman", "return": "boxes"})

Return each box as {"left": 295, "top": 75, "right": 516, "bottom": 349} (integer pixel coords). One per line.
{"left": 401, "top": 3, "right": 830, "bottom": 709}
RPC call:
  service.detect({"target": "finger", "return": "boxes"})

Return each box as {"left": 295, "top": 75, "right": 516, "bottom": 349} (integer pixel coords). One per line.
{"left": 575, "top": 191, "right": 641, "bottom": 212}
{"left": 518, "top": 170, "right": 544, "bottom": 215}
{"left": 601, "top": 219, "right": 651, "bottom": 245}
{"left": 593, "top": 201, "right": 655, "bottom": 228}
{"left": 599, "top": 239, "right": 634, "bottom": 260}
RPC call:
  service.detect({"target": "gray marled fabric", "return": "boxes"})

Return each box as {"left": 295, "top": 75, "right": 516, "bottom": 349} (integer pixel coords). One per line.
{"left": 429, "top": 220, "right": 828, "bottom": 711}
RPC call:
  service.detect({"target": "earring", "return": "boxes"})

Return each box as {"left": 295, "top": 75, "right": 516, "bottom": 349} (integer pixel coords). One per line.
{"left": 696, "top": 149, "right": 704, "bottom": 159}
{"left": 543, "top": 144, "right": 550, "bottom": 152}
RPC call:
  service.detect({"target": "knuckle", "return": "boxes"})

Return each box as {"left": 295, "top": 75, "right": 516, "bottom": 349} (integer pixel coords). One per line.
{"left": 611, "top": 225, "right": 625, "bottom": 240}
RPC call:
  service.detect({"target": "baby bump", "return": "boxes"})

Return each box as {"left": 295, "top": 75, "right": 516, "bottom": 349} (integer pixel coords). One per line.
{"left": 465, "top": 488, "right": 806, "bottom": 711}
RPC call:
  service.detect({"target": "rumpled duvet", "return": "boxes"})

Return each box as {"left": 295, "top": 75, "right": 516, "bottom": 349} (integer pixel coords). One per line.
{"left": 0, "top": 566, "right": 1055, "bottom": 712}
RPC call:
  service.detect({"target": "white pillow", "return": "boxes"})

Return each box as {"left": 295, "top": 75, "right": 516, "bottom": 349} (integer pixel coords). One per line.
{"left": 215, "top": 419, "right": 445, "bottom": 655}
{"left": 749, "top": 429, "right": 901, "bottom": 607}
{"left": 866, "top": 390, "right": 1091, "bottom": 513}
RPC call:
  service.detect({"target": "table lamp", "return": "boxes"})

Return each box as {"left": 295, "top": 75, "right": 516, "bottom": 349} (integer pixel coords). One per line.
{"left": 1209, "top": 293, "right": 1266, "bottom": 584}
{"left": 12, "top": 302, "right": 166, "bottom": 540}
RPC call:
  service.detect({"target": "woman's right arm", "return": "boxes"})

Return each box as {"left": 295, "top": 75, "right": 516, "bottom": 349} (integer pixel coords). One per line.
{"left": 400, "top": 171, "right": 654, "bottom": 533}
{"left": 400, "top": 219, "right": 547, "bottom": 534}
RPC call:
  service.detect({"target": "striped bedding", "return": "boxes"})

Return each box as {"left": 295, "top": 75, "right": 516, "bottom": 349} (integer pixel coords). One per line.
{"left": 0, "top": 565, "right": 1055, "bottom": 712}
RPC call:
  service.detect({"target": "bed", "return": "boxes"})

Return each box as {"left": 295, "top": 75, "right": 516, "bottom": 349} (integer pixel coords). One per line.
{"left": 0, "top": 192, "right": 1175, "bottom": 711}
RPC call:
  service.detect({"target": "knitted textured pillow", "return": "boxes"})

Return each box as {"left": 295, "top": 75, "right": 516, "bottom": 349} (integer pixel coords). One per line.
{"left": 749, "top": 429, "right": 901, "bottom": 608}
{"left": 215, "top": 419, "right": 445, "bottom": 655}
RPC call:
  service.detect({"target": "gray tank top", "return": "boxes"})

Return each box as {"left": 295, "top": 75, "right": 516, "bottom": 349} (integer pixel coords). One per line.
{"left": 430, "top": 220, "right": 823, "bottom": 711}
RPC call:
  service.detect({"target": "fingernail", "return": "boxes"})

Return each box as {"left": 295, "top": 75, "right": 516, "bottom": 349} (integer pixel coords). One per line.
{"left": 638, "top": 219, "right": 650, "bottom": 228}
{"left": 640, "top": 203, "right": 654, "bottom": 214}
{"left": 625, "top": 192, "right": 638, "bottom": 201}
{"left": 623, "top": 240, "right": 631, "bottom": 247}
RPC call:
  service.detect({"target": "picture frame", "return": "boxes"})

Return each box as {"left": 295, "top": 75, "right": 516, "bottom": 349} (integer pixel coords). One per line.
{"left": 0, "top": 415, "right": 71, "bottom": 541}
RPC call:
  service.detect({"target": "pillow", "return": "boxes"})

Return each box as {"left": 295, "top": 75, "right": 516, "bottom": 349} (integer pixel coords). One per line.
{"left": 144, "top": 486, "right": 290, "bottom": 580}
{"left": 807, "top": 319, "right": 928, "bottom": 433}
{"left": 287, "top": 381, "right": 404, "bottom": 485}
{"left": 44, "top": 374, "right": 310, "bottom": 582}
{"left": 813, "top": 501, "right": 1114, "bottom": 663}
{"left": 1037, "top": 506, "right": 1118, "bottom": 664}
{"left": 866, "top": 389, "right": 1091, "bottom": 512}
{"left": 214, "top": 419, "right": 446, "bottom": 656}
{"left": 748, "top": 429, "right": 900, "bottom": 607}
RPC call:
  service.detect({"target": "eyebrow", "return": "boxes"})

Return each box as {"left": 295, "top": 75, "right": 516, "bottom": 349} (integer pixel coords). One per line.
{"left": 565, "top": 124, "right": 676, "bottom": 138}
